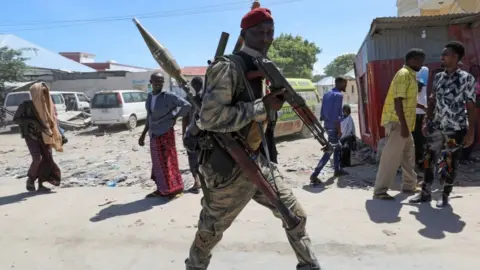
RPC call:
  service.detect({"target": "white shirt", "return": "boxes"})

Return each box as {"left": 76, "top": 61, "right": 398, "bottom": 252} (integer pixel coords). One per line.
{"left": 416, "top": 86, "right": 427, "bottom": 115}
{"left": 340, "top": 115, "right": 355, "bottom": 139}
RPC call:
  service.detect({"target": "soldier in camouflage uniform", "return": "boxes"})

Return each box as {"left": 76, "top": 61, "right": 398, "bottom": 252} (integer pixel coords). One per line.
{"left": 185, "top": 7, "right": 321, "bottom": 270}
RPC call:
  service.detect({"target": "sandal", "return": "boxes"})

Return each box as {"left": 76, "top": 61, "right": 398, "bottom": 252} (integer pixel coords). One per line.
{"left": 187, "top": 187, "right": 201, "bottom": 194}
{"left": 145, "top": 191, "right": 184, "bottom": 200}
{"left": 168, "top": 192, "right": 184, "bottom": 200}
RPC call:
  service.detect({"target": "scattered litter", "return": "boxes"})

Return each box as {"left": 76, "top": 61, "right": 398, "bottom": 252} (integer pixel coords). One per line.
{"left": 382, "top": 229, "right": 396, "bottom": 236}
{"left": 105, "top": 174, "right": 128, "bottom": 187}
{"left": 98, "top": 199, "right": 117, "bottom": 207}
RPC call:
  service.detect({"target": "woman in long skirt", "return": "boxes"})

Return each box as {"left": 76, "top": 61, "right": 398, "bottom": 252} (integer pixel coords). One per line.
{"left": 138, "top": 72, "right": 192, "bottom": 200}
{"left": 14, "top": 82, "right": 63, "bottom": 192}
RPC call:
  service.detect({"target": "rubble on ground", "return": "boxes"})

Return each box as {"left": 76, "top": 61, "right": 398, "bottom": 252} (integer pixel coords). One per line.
{"left": 57, "top": 111, "right": 91, "bottom": 130}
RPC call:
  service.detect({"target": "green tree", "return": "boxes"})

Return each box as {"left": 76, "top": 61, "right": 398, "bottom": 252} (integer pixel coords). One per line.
{"left": 324, "top": 53, "right": 356, "bottom": 77}
{"left": 0, "top": 47, "right": 30, "bottom": 92}
{"left": 268, "top": 34, "right": 321, "bottom": 79}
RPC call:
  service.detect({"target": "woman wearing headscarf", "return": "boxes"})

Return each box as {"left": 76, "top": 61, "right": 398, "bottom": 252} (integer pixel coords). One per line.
{"left": 13, "top": 82, "right": 63, "bottom": 192}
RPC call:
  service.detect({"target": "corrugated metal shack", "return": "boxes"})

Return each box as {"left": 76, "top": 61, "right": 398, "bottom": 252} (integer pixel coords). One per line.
{"left": 355, "top": 13, "right": 480, "bottom": 150}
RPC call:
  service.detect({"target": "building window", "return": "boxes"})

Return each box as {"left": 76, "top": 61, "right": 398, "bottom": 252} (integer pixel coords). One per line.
{"left": 351, "top": 85, "right": 354, "bottom": 94}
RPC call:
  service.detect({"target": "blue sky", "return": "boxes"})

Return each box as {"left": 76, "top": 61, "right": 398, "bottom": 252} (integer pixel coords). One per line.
{"left": 1, "top": 0, "right": 396, "bottom": 74}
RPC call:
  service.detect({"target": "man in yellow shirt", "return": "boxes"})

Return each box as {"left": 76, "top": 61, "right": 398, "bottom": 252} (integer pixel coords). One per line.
{"left": 373, "top": 49, "right": 426, "bottom": 200}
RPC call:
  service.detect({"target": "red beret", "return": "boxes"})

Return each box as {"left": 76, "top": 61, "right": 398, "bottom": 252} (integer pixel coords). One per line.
{"left": 240, "top": 8, "right": 273, "bottom": 30}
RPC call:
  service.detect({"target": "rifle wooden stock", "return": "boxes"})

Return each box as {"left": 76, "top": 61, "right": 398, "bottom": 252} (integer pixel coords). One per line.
{"left": 213, "top": 133, "right": 300, "bottom": 228}
{"left": 132, "top": 17, "right": 300, "bottom": 229}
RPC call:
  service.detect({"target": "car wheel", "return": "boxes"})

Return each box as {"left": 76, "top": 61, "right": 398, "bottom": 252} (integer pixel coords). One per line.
{"left": 299, "top": 125, "right": 312, "bottom": 138}
{"left": 126, "top": 115, "right": 137, "bottom": 130}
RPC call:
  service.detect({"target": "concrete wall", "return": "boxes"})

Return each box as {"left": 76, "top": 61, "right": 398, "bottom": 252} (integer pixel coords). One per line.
{"left": 343, "top": 79, "right": 358, "bottom": 105}
{"left": 50, "top": 71, "right": 169, "bottom": 98}
{"left": 315, "top": 81, "right": 357, "bottom": 105}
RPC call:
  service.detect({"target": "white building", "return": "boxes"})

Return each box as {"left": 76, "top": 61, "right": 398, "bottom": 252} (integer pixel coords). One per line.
{"left": 314, "top": 70, "right": 358, "bottom": 105}
{"left": 315, "top": 76, "right": 335, "bottom": 98}
{"left": 0, "top": 34, "right": 171, "bottom": 98}
{"left": 0, "top": 34, "right": 96, "bottom": 80}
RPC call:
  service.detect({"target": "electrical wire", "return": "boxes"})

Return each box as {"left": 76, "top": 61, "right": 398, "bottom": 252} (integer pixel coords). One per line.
{"left": 0, "top": 0, "right": 302, "bottom": 32}
{"left": 0, "top": 0, "right": 251, "bottom": 26}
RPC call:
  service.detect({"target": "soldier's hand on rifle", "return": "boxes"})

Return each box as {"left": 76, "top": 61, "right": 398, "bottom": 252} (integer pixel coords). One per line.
{"left": 263, "top": 88, "right": 286, "bottom": 112}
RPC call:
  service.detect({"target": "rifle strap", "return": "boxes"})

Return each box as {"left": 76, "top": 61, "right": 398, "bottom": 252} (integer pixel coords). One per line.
{"left": 226, "top": 54, "right": 278, "bottom": 192}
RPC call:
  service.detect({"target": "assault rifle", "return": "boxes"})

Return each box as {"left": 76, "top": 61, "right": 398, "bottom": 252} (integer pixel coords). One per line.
{"left": 132, "top": 18, "right": 300, "bottom": 229}
{"left": 254, "top": 56, "right": 335, "bottom": 152}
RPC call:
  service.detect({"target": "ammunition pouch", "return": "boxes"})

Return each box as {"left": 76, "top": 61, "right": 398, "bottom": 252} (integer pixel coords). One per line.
{"left": 197, "top": 131, "right": 236, "bottom": 177}
{"left": 183, "top": 119, "right": 236, "bottom": 177}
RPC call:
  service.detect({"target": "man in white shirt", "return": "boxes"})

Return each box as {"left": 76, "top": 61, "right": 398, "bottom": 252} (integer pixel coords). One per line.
{"left": 413, "top": 66, "right": 428, "bottom": 170}
{"left": 340, "top": 104, "right": 356, "bottom": 167}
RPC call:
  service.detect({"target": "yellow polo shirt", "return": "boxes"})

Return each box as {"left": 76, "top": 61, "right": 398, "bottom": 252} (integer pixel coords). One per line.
{"left": 381, "top": 66, "right": 418, "bottom": 132}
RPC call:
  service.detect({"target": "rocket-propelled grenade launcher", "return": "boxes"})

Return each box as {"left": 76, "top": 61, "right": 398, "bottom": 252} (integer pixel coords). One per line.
{"left": 132, "top": 18, "right": 301, "bottom": 229}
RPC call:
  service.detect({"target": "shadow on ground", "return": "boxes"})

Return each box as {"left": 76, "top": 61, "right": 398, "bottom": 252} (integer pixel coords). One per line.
{"left": 405, "top": 195, "right": 466, "bottom": 240}
{"left": 302, "top": 183, "right": 326, "bottom": 194}
{"left": 0, "top": 191, "right": 55, "bottom": 207}
{"left": 89, "top": 197, "right": 171, "bottom": 222}
{"left": 302, "top": 162, "right": 376, "bottom": 194}
{"left": 275, "top": 133, "right": 307, "bottom": 144}
{"left": 365, "top": 193, "right": 410, "bottom": 224}
{"left": 76, "top": 126, "right": 130, "bottom": 137}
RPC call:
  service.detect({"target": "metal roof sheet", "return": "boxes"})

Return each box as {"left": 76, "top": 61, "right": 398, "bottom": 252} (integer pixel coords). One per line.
{"left": 369, "top": 12, "right": 480, "bottom": 35}
{"left": 316, "top": 76, "right": 335, "bottom": 86}
{"left": 0, "top": 34, "right": 95, "bottom": 73}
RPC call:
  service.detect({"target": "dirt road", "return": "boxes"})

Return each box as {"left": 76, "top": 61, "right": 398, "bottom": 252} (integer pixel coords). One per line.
{"left": 1, "top": 112, "right": 479, "bottom": 269}
{"left": 0, "top": 180, "right": 478, "bottom": 269}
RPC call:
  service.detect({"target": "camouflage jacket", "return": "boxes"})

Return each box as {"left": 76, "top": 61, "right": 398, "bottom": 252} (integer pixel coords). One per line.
{"left": 199, "top": 54, "right": 268, "bottom": 150}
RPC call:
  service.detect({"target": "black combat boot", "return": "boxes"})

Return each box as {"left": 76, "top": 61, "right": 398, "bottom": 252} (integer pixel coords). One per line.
{"left": 409, "top": 192, "right": 432, "bottom": 203}
{"left": 409, "top": 182, "right": 432, "bottom": 203}
{"left": 436, "top": 193, "right": 449, "bottom": 208}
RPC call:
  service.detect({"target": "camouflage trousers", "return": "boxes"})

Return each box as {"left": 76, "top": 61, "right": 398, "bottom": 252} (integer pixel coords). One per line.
{"left": 185, "top": 154, "right": 320, "bottom": 270}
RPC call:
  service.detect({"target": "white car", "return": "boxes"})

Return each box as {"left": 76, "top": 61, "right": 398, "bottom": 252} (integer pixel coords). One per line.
{"left": 2, "top": 91, "right": 66, "bottom": 123}
{"left": 90, "top": 90, "right": 148, "bottom": 130}
{"left": 58, "top": 92, "right": 91, "bottom": 111}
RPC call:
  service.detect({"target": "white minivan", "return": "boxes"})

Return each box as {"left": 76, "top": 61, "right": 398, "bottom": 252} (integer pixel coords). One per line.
{"left": 58, "top": 92, "right": 91, "bottom": 111}
{"left": 2, "top": 91, "right": 66, "bottom": 123}
{"left": 90, "top": 90, "right": 148, "bottom": 130}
